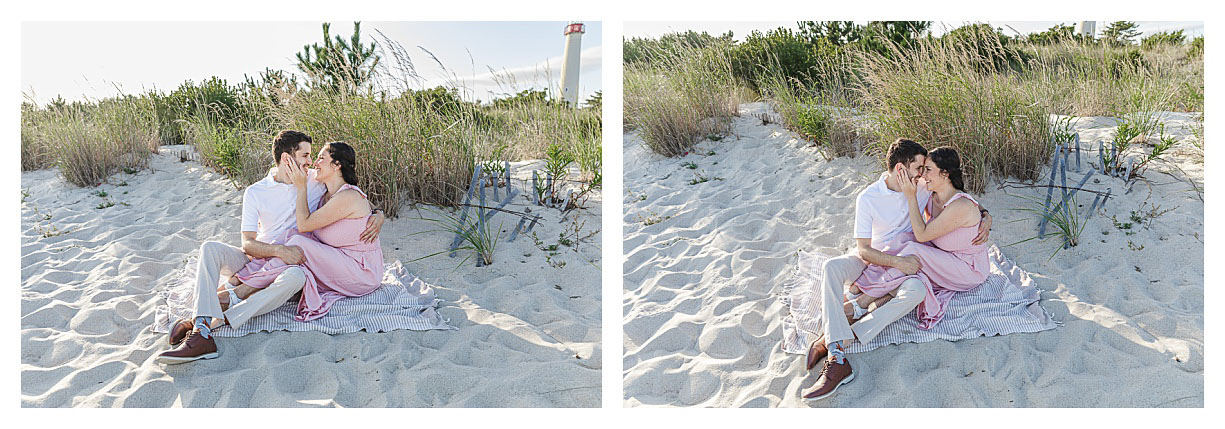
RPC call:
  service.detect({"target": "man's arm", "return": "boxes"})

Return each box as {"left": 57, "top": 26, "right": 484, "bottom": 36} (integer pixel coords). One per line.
{"left": 241, "top": 231, "right": 304, "bottom": 264}
{"left": 855, "top": 238, "right": 920, "bottom": 275}
{"left": 972, "top": 203, "right": 993, "bottom": 246}
{"left": 359, "top": 209, "right": 385, "bottom": 243}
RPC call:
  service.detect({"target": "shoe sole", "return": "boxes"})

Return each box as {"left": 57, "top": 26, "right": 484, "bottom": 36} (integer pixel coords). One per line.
{"left": 156, "top": 352, "right": 220, "bottom": 365}
{"left": 803, "top": 371, "right": 855, "bottom": 402}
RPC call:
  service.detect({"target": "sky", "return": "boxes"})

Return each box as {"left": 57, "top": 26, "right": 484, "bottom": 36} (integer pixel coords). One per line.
{"left": 21, "top": 21, "right": 602, "bottom": 105}
{"left": 625, "top": 21, "right": 1203, "bottom": 41}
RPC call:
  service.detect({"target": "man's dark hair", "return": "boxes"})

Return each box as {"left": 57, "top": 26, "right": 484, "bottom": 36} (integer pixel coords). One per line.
{"left": 273, "top": 130, "right": 312, "bottom": 164}
{"left": 886, "top": 138, "right": 928, "bottom": 171}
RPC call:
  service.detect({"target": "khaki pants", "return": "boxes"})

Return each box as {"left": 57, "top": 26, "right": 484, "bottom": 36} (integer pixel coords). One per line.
{"left": 193, "top": 241, "right": 306, "bottom": 328}
{"left": 819, "top": 253, "right": 925, "bottom": 347}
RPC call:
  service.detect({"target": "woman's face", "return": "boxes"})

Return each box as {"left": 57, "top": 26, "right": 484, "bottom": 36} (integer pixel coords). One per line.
{"left": 922, "top": 158, "right": 943, "bottom": 189}
{"left": 313, "top": 146, "right": 338, "bottom": 180}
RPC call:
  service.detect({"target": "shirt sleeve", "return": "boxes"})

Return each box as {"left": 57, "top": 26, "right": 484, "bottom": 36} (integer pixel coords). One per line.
{"left": 240, "top": 187, "right": 259, "bottom": 233}
{"left": 853, "top": 192, "right": 873, "bottom": 240}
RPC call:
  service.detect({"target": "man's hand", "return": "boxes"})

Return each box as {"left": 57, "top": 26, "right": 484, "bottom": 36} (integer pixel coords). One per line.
{"left": 278, "top": 245, "right": 306, "bottom": 265}
{"left": 360, "top": 211, "right": 385, "bottom": 243}
{"left": 972, "top": 211, "right": 993, "bottom": 245}
{"left": 895, "top": 255, "right": 921, "bottom": 275}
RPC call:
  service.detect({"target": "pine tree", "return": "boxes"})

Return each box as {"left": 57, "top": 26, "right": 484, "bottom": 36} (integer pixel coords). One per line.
{"left": 296, "top": 22, "right": 381, "bottom": 93}
{"left": 1102, "top": 21, "right": 1142, "bottom": 46}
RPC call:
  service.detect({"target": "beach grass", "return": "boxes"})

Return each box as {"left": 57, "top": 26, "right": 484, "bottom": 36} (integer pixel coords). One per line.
{"left": 855, "top": 28, "right": 1053, "bottom": 193}
{"left": 624, "top": 42, "right": 742, "bottom": 156}
{"left": 21, "top": 95, "right": 159, "bottom": 187}
{"left": 626, "top": 24, "right": 1203, "bottom": 190}
{"left": 23, "top": 36, "right": 600, "bottom": 220}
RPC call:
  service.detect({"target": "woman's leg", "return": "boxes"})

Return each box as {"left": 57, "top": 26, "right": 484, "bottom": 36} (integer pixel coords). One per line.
{"left": 215, "top": 280, "right": 262, "bottom": 312}
{"left": 855, "top": 293, "right": 876, "bottom": 309}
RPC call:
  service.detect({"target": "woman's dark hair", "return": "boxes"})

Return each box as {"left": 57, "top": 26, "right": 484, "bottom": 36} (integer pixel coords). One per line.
{"left": 928, "top": 146, "right": 965, "bottom": 191}
{"left": 325, "top": 141, "right": 359, "bottom": 185}
{"left": 273, "top": 130, "right": 312, "bottom": 164}
{"left": 886, "top": 138, "right": 928, "bottom": 171}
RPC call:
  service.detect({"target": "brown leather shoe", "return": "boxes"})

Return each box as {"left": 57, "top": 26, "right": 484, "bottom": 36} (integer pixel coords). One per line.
{"left": 156, "top": 330, "right": 219, "bottom": 364}
{"left": 803, "top": 355, "right": 854, "bottom": 401}
{"left": 806, "top": 340, "right": 828, "bottom": 370}
{"left": 168, "top": 319, "right": 193, "bottom": 346}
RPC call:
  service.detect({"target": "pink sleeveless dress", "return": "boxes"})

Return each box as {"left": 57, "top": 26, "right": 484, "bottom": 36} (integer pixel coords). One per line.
{"left": 235, "top": 184, "right": 385, "bottom": 321}
{"left": 852, "top": 193, "right": 990, "bottom": 329}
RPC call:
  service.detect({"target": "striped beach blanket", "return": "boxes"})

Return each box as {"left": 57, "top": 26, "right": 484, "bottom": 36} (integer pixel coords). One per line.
{"left": 153, "top": 259, "right": 455, "bottom": 337}
{"left": 779, "top": 245, "right": 1057, "bottom": 355}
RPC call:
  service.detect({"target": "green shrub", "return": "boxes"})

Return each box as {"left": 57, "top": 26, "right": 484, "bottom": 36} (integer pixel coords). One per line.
{"left": 1102, "top": 21, "right": 1141, "bottom": 46}
{"left": 154, "top": 77, "right": 250, "bottom": 145}
{"left": 1105, "top": 48, "right": 1148, "bottom": 79}
{"left": 1188, "top": 36, "right": 1204, "bottom": 58}
{"left": 1025, "top": 23, "right": 1087, "bottom": 45}
{"left": 940, "top": 23, "right": 1031, "bottom": 73}
{"left": 729, "top": 28, "right": 825, "bottom": 90}
{"left": 1141, "top": 30, "right": 1186, "bottom": 49}
{"left": 181, "top": 116, "right": 272, "bottom": 188}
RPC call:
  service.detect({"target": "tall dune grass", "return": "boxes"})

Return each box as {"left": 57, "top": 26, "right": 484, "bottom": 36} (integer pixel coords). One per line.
{"left": 856, "top": 31, "right": 1052, "bottom": 193}
{"left": 180, "top": 108, "right": 276, "bottom": 188}
{"left": 629, "top": 25, "right": 1202, "bottom": 189}
{"left": 23, "top": 39, "right": 599, "bottom": 219}
{"left": 21, "top": 103, "right": 51, "bottom": 171}
{"left": 177, "top": 36, "right": 600, "bottom": 218}
{"left": 21, "top": 95, "right": 159, "bottom": 186}
{"left": 624, "top": 43, "right": 742, "bottom": 156}
{"left": 1023, "top": 39, "right": 1203, "bottom": 116}
{"left": 756, "top": 51, "right": 861, "bottom": 158}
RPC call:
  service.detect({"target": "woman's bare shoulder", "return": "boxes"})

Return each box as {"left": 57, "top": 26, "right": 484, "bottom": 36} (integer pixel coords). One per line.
{"left": 331, "top": 189, "right": 371, "bottom": 214}
{"left": 947, "top": 197, "right": 980, "bottom": 223}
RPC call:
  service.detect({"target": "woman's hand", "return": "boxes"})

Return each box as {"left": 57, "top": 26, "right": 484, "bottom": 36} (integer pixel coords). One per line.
{"left": 898, "top": 168, "right": 918, "bottom": 198}
{"left": 285, "top": 158, "right": 309, "bottom": 190}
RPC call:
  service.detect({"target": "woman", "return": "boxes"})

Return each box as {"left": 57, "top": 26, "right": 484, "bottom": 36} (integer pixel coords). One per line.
{"left": 208, "top": 141, "right": 385, "bottom": 325}
{"left": 843, "top": 146, "right": 990, "bottom": 330}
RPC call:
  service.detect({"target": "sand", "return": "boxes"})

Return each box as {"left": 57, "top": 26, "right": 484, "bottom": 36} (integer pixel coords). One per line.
{"left": 21, "top": 145, "right": 601, "bottom": 407}
{"left": 622, "top": 102, "right": 1203, "bottom": 407}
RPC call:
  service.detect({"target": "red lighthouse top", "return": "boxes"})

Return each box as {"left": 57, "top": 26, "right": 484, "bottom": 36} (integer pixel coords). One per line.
{"left": 565, "top": 23, "right": 585, "bottom": 35}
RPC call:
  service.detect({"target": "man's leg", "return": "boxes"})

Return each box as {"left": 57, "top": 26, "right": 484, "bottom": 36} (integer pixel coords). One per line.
{"left": 223, "top": 267, "right": 307, "bottom": 328}
{"left": 849, "top": 277, "right": 924, "bottom": 344}
{"left": 193, "top": 241, "right": 250, "bottom": 323}
{"left": 158, "top": 241, "right": 247, "bottom": 364}
{"left": 804, "top": 252, "right": 866, "bottom": 401}
{"left": 820, "top": 253, "right": 867, "bottom": 347}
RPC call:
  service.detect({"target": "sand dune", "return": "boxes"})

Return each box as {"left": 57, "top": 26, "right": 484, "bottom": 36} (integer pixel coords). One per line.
{"left": 622, "top": 102, "right": 1203, "bottom": 407}
{"left": 21, "top": 145, "right": 601, "bottom": 407}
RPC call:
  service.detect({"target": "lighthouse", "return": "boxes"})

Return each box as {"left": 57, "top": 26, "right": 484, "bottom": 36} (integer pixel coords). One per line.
{"left": 1075, "top": 21, "right": 1096, "bottom": 39}
{"left": 560, "top": 22, "right": 585, "bottom": 107}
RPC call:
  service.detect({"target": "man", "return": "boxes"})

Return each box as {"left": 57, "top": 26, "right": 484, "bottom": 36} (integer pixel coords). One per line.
{"left": 157, "top": 130, "right": 385, "bottom": 364}
{"left": 803, "top": 138, "right": 992, "bottom": 400}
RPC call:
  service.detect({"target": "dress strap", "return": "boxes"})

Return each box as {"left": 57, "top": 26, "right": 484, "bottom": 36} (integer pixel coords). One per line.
{"left": 943, "top": 192, "right": 979, "bottom": 208}
{"left": 338, "top": 183, "right": 369, "bottom": 199}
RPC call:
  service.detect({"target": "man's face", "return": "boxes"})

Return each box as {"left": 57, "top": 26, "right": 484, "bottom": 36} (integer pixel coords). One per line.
{"left": 285, "top": 142, "right": 313, "bottom": 169}
{"left": 895, "top": 154, "right": 927, "bottom": 183}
